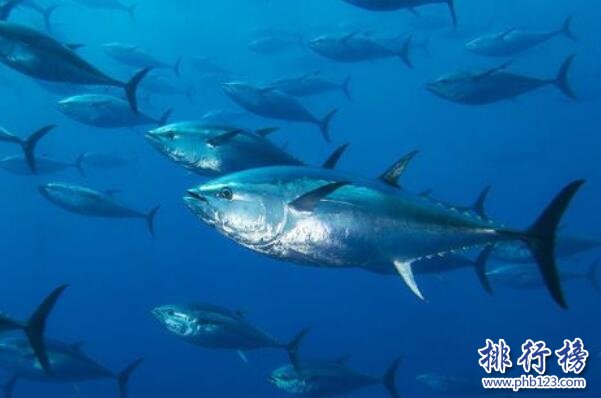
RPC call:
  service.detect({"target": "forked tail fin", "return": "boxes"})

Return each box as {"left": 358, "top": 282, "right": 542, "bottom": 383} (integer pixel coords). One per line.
{"left": 21, "top": 125, "right": 56, "bottom": 175}
{"left": 145, "top": 205, "right": 160, "bottom": 236}
{"left": 559, "top": 15, "right": 578, "bottom": 41}
{"left": 286, "top": 328, "right": 309, "bottom": 366}
{"left": 318, "top": 109, "right": 338, "bottom": 143}
{"left": 341, "top": 76, "right": 352, "bottom": 101}
{"left": 506, "top": 180, "right": 585, "bottom": 308}
{"left": 383, "top": 357, "right": 401, "bottom": 398}
{"left": 554, "top": 55, "right": 577, "bottom": 100}
{"left": 117, "top": 358, "right": 143, "bottom": 398}
{"left": 447, "top": 0, "right": 457, "bottom": 27}
{"left": 124, "top": 67, "right": 152, "bottom": 114}
{"left": 25, "top": 285, "right": 69, "bottom": 374}
{"left": 399, "top": 36, "right": 413, "bottom": 69}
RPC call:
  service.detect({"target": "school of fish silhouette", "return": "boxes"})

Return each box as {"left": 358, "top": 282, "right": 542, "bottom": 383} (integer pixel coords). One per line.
{"left": 0, "top": 1, "right": 596, "bottom": 397}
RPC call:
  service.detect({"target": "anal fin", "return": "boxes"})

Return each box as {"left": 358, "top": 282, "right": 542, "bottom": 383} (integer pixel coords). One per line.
{"left": 393, "top": 260, "right": 425, "bottom": 301}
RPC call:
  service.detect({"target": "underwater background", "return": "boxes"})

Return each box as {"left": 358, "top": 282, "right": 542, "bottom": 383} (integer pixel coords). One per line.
{"left": 0, "top": 0, "right": 600, "bottom": 397}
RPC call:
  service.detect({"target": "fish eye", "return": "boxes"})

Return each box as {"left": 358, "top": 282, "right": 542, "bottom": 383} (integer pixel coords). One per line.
{"left": 166, "top": 309, "right": 175, "bottom": 316}
{"left": 165, "top": 132, "right": 176, "bottom": 139}
{"left": 216, "top": 187, "right": 233, "bottom": 200}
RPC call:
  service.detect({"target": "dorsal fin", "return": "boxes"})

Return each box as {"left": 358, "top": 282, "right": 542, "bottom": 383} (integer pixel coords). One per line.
{"left": 255, "top": 127, "right": 279, "bottom": 137}
{"left": 322, "top": 143, "right": 349, "bottom": 169}
{"left": 378, "top": 150, "right": 419, "bottom": 188}
{"left": 289, "top": 181, "right": 349, "bottom": 212}
{"left": 457, "top": 186, "right": 491, "bottom": 220}
{"left": 207, "top": 129, "right": 243, "bottom": 147}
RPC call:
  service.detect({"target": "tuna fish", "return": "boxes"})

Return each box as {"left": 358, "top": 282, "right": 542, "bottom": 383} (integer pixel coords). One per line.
{"left": 103, "top": 43, "right": 181, "bottom": 76}
{"left": 151, "top": 303, "right": 307, "bottom": 362}
{"left": 427, "top": 55, "right": 576, "bottom": 105}
{"left": 146, "top": 123, "right": 350, "bottom": 176}
{"left": 38, "top": 182, "right": 160, "bottom": 235}
{"left": 222, "top": 82, "right": 338, "bottom": 143}
{"left": 184, "top": 164, "right": 584, "bottom": 308}
{"left": 465, "top": 17, "right": 577, "bottom": 58}
{"left": 268, "top": 356, "right": 401, "bottom": 397}
{"left": 487, "top": 260, "right": 600, "bottom": 292}
{"left": 0, "top": 154, "right": 85, "bottom": 176}
{"left": 343, "top": 0, "right": 457, "bottom": 26}
{"left": 309, "top": 32, "right": 413, "bottom": 68}
{"left": 58, "top": 94, "right": 172, "bottom": 128}
{"left": 146, "top": 123, "right": 302, "bottom": 175}
{"left": 267, "top": 72, "right": 352, "bottom": 101}
{"left": 0, "top": 285, "right": 67, "bottom": 375}
{"left": 0, "top": 339, "right": 142, "bottom": 398}
{"left": 0, "top": 22, "right": 150, "bottom": 112}
{"left": 0, "top": 125, "right": 54, "bottom": 173}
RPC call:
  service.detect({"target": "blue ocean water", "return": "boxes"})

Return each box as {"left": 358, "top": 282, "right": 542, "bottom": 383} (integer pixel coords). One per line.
{"left": 0, "top": 0, "right": 599, "bottom": 397}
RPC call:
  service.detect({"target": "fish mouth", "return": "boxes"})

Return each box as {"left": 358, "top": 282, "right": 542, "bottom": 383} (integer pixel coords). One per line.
{"left": 186, "top": 190, "right": 207, "bottom": 203}
{"left": 266, "top": 375, "right": 277, "bottom": 385}
{"left": 150, "top": 308, "right": 163, "bottom": 320}
{"left": 144, "top": 131, "right": 161, "bottom": 145}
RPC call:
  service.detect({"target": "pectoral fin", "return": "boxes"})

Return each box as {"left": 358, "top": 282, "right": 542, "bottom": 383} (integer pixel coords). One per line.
{"left": 289, "top": 181, "right": 349, "bottom": 212}
{"left": 207, "top": 130, "right": 243, "bottom": 147}
{"left": 393, "top": 260, "right": 425, "bottom": 301}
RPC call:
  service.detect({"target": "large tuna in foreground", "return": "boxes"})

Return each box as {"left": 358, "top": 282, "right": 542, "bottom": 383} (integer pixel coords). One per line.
{"left": 184, "top": 165, "right": 584, "bottom": 308}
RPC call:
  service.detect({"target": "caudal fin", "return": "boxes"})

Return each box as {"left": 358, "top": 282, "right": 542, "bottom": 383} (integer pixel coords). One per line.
{"left": 74, "top": 154, "right": 86, "bottom": 177}
{"left": 127, "top": 4, "right": 137, "bottom": 21}
{"left": 21, "top": 125, "right": 56, "bottom": 175}
{"left": 559, "top": 16, "right": 578, "bottom": 41}
{"left": 586, "top": 259, "right": 600, "bottom": 292}
{"left": 145, "top": 205, "right": 160, "bottom": 236}
{"left": 341, "top": 76, "right": 352, "bottom": 101}
{"left": 2, "top": 376, "right": 18, "bottom": 398}
{"left": 117, "top": 358, "right": 143, "bottom": 398}
{"left": 554, "top": 55, "right": 577, "bottom": 100}
{"left": 382, "top": 357, "right": 401, "bottom": 398}
{"left": 173, "top": 56, "right": 182, "bottom": 78}
{"left": 447, "top": 0, "right": 457, "bottom": 27}
{"left": 0, "top": 0, "right": 23, "bottom": 21}
{"left": 317, "top": 109, "right": 338, "bottom": 143}
{"left": 124, "top": 67, "right": 152, "bottom": 114}
{"left": 286, "top": 328, "right": 309, "bottom": 366}
{"left": 25, "top": 285, "right": 69, "bottom": 375}
{"left": 42, "top": 5, "right": 59, "bottom": 33}
{"left": 399, "top": 36, "right": 413, "bottom": 69}
{"left": 473, "top": 246, "right": 494, "bottom": 295}
{"left": 513, "top": 180, "right": 585, "bottom": 309}
{"left": 156, "top": 108, "right": 173, "bottom": 127}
